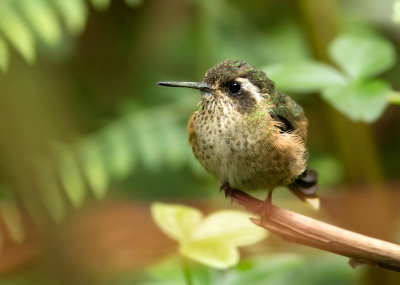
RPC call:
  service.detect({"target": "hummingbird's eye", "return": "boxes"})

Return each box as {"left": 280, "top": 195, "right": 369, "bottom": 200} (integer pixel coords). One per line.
{"left": 228, "top": 81, "right": 241, "bottom": 94}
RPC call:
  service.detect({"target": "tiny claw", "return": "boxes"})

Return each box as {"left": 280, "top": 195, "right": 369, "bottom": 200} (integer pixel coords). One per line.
{"left": 224, "top": 188, "right": 263, "bottom": 213}
{"left": 220, "top": 182, "right": 235, "bottom": 198}
{"left": 219, "top": 182, "right": 229, "bottom": 192}
{"left": 255, "top": 190, "right": 274, "bottom": 222}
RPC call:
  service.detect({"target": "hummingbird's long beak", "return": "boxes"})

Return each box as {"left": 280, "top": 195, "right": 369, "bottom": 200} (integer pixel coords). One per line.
{"left": 158, "top": 81, "right": 212, "bottom": 91}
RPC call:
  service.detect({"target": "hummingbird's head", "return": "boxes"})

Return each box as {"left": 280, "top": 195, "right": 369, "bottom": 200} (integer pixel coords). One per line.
{"left": 158, "top": 60, "right": 276, "bottom": 113}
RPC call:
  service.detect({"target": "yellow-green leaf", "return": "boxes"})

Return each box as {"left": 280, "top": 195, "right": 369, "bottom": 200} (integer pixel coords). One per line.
{"left": 151, "top": 202, "right": 203, "bottom": 242}
{"left": 180, "top": 238, "right": 239, "bottom": 269}
{"left": 104, "top": 125, "right": 135, "bottom": 179}
{"left": 132, "top": 115, "right": 161, "bottom": 171}
{"left": 0, "top": 5, "right": 35, "bottom": 63}
{"left": 90, "top": 0, "right": 111, "bottom": 10}
{"left": 0, "top": 36, "right": 9, "bottom": 72}
{"left": 393, "top": 0, "right": 400, "bottom": 23}
{"left": 58, "top": 147, "right": 86, "bottom": 208}
{"left": 79, "top": 140, "right": 109, "bottom": 199}
{"left": 0, "top": 202, "right": 24, "bottom": 243}
{"left": 192, "top": 210, "right": 268, "bottom": 246}
{"left": 19, "top": 0, "right": 61, "bottom": 46}
{"left": 158, "top": 114, "right": 186, "bottom": 168}
{"left": 54, "top": 0, "right": 88, "bottom": 34}
{"left": 36, "top": 161, "right": 65, "bottom": 223}
{"left": 388, "top": 91, "right": 400, "bottom": 105}
{"left": 125, "top": 0, "right": 143, "bottom": 7}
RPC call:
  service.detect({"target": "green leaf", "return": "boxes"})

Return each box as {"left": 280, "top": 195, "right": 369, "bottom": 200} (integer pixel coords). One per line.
{"left": 79, "top": 140, "right": 109, "bottom": 199}
{"left": 103, "top": 125, "right": 135, "bottom": 179}
{"left": 145, "top": 256, "right": 186, "bottom": 284}
{"left": 0, "top": 5, "right": 35, "bottom": 63}
{"left": 220, "top": 254, "right": 303, "bottom": 285}
{"left": 264, "top": 61, "right": 347, "bottom": 93}
{"left": 54, "top": 0, "right": 88, "bottom": 34}
{"left": 151, "top": 202, "right": 204, "bottom": 242}
{"left": 125, "top": 0, "right": 144, "bottom": 7}
{"left": 192, "top": 210, "right": 267, "bottom": 247}
{"left": 388, "top": 91, "right": 400, "bottom": 105}
{"left": 145, "top": 255, "right": 213, "bottom": 285}
{"left": 36, "top": 161, "right": 66, "bottom": 223}
{"left": 0, "top": 36, "right": 9, "bottom": 72}
{"left": 180, "top": 238, "right": 239, "bottom": 270}
{"left": 157, "top": 112, "right": 187, "bottom": 169}
{"left": 322, "top": 80, "right": 390, "bottom": 122}
{"left": 0, "top": 202, "right": 24, "bottom": 243}
{"left": 19, "top": 0, "right": 61, "bottom": 46}
{"left": 90, "top": 0, "right": 111, "bottom": 10}
{"left": 329, "top": 34, "right": 396, "bottom": 80}
{"left": 57, "top": 147, "right": 86, "bottom": 208}
{"left": 131, "top": 114, "right": 162, "bottom": 171}
{"left": 393, "top": 0, "right": 400, "bottom": 23}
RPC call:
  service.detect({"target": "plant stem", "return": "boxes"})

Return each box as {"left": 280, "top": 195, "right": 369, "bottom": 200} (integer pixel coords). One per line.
{"left": 181, "top": 257, "right": 193, "bottom": 285}
{"left": 388, "top": 91, "right": 400, "bottom": 105}
{"left": 230, "top": 189, "right": 400, "bottom": 272}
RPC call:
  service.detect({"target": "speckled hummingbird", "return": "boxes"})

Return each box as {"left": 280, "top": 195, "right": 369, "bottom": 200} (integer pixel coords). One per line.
{"left": 158, "top": 60, "right": 319, "bottom": 209}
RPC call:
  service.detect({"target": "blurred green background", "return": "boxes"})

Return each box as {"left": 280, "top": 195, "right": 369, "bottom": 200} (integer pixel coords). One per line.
{"left": 0, "top": 0, "right": 400, "bottom": 284}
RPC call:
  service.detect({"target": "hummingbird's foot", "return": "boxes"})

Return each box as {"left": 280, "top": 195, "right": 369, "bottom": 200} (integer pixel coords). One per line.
{"left": 266, "top": 190, "right": 273, "bottom": 204}
{"left": 220, "top": 182, "right": 234, "bottom": 198}
{"left": 220, "top": 182, "right": 244, "bottom": 203}
{"left": 219, "top": 185, "right": 262, "bottom": 213}
{"left": 255, "top": 190, "right": 273, "bottom": 221}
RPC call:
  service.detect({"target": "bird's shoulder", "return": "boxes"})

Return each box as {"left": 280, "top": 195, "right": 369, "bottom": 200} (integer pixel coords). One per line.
{"left": 268, "top": 90, "right": 308, "bottom": 138}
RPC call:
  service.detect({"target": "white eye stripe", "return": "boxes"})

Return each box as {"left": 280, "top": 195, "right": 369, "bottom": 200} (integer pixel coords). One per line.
{"left": 235, "top": 77, "right": 263, "bottom": 102}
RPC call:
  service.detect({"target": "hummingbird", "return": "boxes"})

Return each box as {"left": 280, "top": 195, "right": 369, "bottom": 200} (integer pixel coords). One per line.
{"left": 158, "top": 60, "right": 319, "bottom": 210}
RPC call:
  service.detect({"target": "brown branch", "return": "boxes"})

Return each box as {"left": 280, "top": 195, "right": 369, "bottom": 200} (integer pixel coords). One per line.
{"left": 229, "top": 189, "right": 400, "bottom": 272}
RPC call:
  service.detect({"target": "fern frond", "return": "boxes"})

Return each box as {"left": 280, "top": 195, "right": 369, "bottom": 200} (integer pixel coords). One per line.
{"left": 124, "top": 0, "right": 143, "bottom": 7}
{"left": 19, "top": 0, "right": 62, "bottom": 46}
{"left": 17, "top": 97, "right": 196, "bottom": 221}
{"left": 56, "top": 144, "right": 87, "bottom": 208}
{"left": 90, "top": 0, "right": 111, "bottom": 10}
{"left": 0, "top": 3, "right": 35, "bottom": 63}
{"left": 36, "top": 160, "right": 66, "bottom": 223}
{"left": 0, "top": 96, "right": 198, "bottom": 244}
{"left": 0, "top": 185, "right": 25, "bottom": 243}
{"left": 102, "top": 124, "right": 135, "bottom": 179}
{"left": 0, "top": 0, "right": 141, "bottom": 72}
{"left": 78, "top": 139, "right": 109, "bottom": 199}
{"left": 0, "top": 36, "right": 9, "bottom": 71}
{"left": 65, "top": 97, "right": 196, "bottom": 206}
{"left": 0, "top": 202, "right": 24, "bottom": 243}
{"left": 53, "top": 0, "right": 88, "bottom": 35}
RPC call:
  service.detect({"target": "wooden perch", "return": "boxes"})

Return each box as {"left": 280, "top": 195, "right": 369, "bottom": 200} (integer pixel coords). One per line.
{"left": 229, "top": 189, "right": 400, "bottom": 272}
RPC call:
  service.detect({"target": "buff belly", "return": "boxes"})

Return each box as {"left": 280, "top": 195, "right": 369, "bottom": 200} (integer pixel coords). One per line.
{"left": 190, "top": 107, "right": 306, "bottom": 191}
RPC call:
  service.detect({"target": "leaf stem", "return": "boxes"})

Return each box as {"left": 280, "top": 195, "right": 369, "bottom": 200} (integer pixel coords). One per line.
{"left": 388, "top": 91, "right": 400, "bottom": 105}
{"left": 181, "top": 257, "right": 193, "bottom": 285}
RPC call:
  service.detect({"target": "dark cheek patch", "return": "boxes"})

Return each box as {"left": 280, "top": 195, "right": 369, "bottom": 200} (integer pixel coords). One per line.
{"left": 232, "top": 90, "right": 257, "bottom": 114}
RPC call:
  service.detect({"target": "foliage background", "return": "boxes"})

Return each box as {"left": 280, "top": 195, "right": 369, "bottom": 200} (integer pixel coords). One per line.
{"left": 0, "top": 0, "right": 399, "bottom": 284}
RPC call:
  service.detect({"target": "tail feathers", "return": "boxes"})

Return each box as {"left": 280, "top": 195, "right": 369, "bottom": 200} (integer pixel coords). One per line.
{"left": 288, "top": 169, "right": 319, "bottom": 210}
